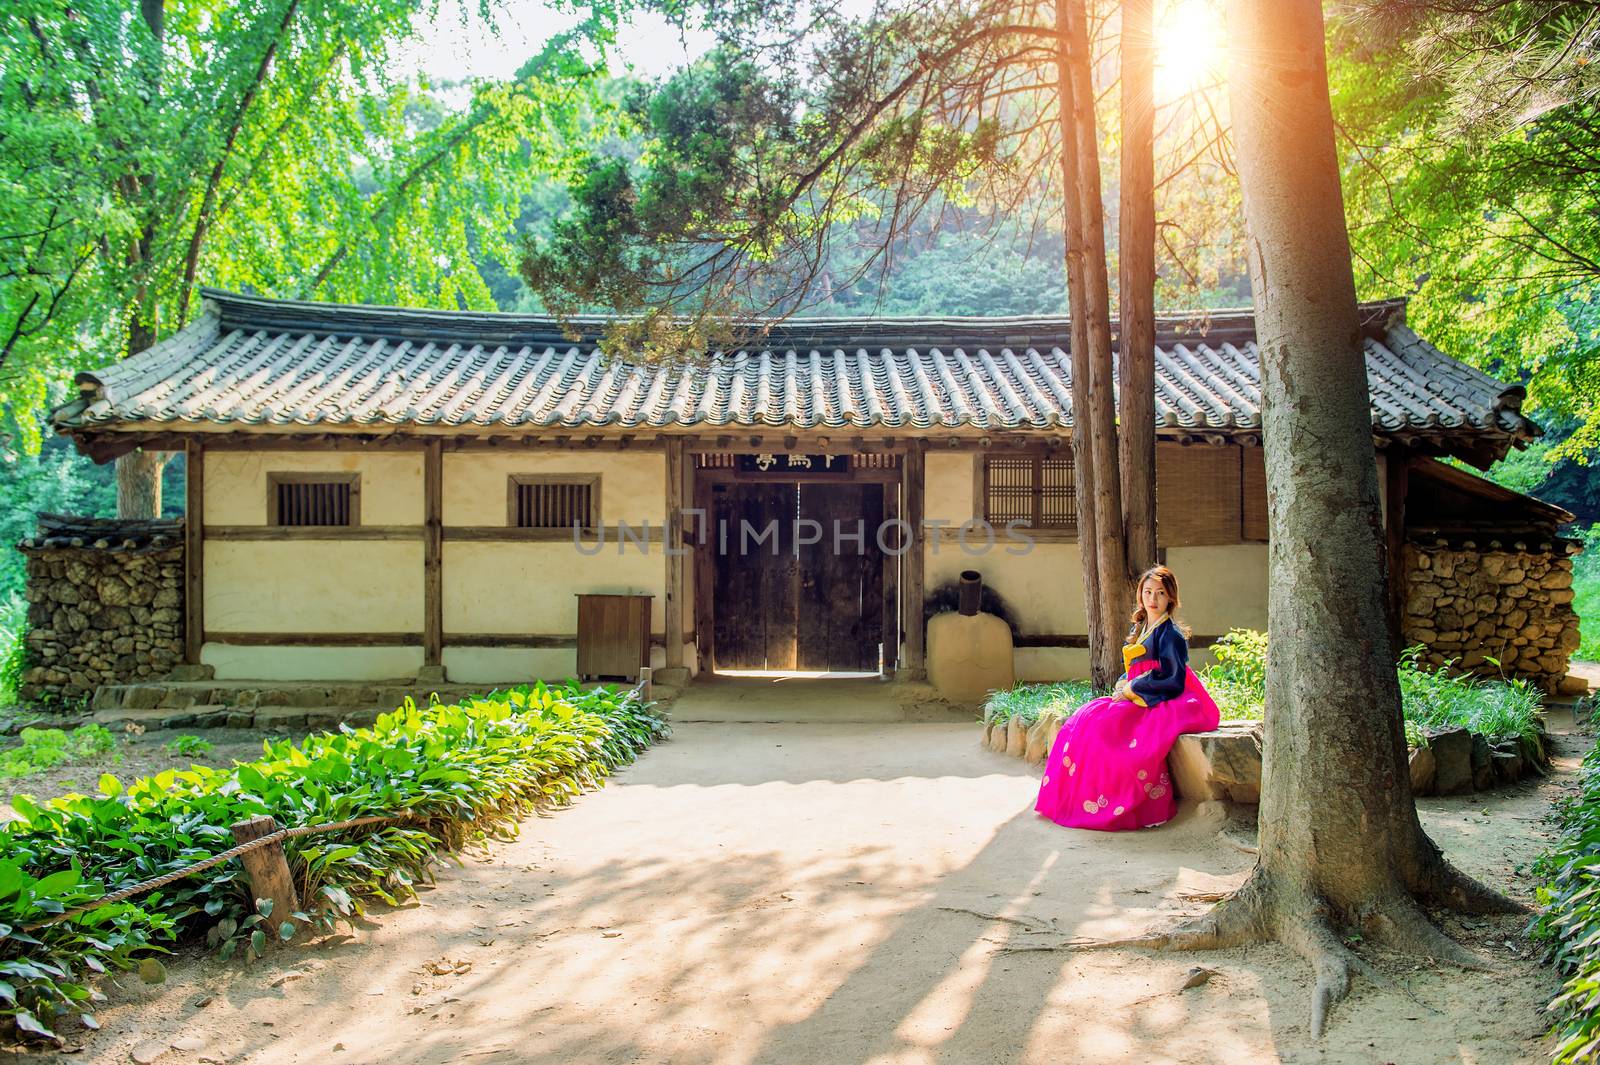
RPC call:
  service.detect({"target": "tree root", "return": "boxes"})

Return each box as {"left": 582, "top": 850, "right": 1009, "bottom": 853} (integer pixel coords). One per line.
{"left": 1366, "top": 896, "right": 1491, "bottom": 972}
{"left": 949, "top": 870, "right": 1495, "bottom": 1039}
{"left": 1407, "top": 854, "right": 1527, "bottom": 916}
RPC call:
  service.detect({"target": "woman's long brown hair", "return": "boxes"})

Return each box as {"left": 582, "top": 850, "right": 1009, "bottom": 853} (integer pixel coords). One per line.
{"left": 1128, "top": 565, "right": 1190, "bottom": 638}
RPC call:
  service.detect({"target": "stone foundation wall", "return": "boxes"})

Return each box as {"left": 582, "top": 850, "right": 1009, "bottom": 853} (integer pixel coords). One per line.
{"left": 17, "top": 518, "right": 184, "bottom": 706}
{"left": 1402, "top": 542, "right": 1582, "bottom": 691}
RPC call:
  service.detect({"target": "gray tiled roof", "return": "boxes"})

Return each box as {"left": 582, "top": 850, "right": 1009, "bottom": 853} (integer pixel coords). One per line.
{"left": 54, "top": 289, "right": 1537, "bottom": 443}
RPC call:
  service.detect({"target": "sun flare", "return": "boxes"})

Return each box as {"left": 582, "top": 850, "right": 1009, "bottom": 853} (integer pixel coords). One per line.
{"left": 1153, "top": 0, "right": 1226, "bottom": 101}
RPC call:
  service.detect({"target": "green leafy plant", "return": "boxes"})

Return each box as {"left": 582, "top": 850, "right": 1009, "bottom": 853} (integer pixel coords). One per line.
{"left": 0, "top": 611, "right": 25, "bottom": 708}
{"left": 1533, "top": 728, "right": 1600, "bottom": 1063}
{"left": 982, "top": 681, "right": 1095, "bottom": 727}
{"left": 0, "top": 680, "right": 668, "bottom": 1040}
{"left": 163, "top": 735, "right": 212, "bottom": 758}
{"left": 1396, "top": 646, "right": 1543, "bottom": 744}
{"left": 0, "top": 726, "right": 118, "bottom": 780}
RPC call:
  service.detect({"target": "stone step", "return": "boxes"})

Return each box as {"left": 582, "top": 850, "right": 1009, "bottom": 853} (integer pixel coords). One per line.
{"left": 92, "top": 704, "right": 390, "bottom": 732}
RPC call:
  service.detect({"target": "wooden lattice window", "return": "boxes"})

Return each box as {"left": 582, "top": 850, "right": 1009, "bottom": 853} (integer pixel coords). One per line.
{"left": 981, "top": 453, "right": 1077, "bottom": 532}
{"left": 268, "top": 473, "right": 359, "bottom": 527}
{"left": 509, "top": 474, "right": 600, "bottom": 530}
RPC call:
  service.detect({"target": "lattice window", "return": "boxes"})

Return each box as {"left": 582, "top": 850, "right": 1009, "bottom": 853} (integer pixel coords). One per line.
{"left": 268, "top": 473, "right": 359, "bottom": 527}
{"left": 981, "top": 453, "right": 1076, "bottom": 531}
{"left": 509, "top": 475, "right": 599, "bottom": 530}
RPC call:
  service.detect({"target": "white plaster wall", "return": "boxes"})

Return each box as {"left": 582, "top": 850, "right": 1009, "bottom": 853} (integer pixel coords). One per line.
{"left": 204, "top": 451, "right": 424, "bottom": 525}
{"left": 442, "top": 452, "right": 665, "bottom": 526}
{"left": 206, "top": 542, "right": 424, "bottom": 632}
{"left": 924, "top": 453, "right": 974, "bottom": 524}
{"left": 201, "top": 645, "right": 424, "bottom": 681}
{"left": 444, "top": 542, "right": 666, "bottom": 633}
{"left": 1014, "top": 647, "right": 1090, "bottom": 682}
{"left": 925, "top": 541, "right": 1085, "bottom": 634}
{"left": 1166, "top": 544, "right": 1269, "bottom": 635}
{"left": 443, "top": 647, "right": 577, "bottom": 684}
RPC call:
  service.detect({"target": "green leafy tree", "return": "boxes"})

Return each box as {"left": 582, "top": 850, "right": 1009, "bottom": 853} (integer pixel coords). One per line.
{"left": 2, "top": 0, "right": 611, "bottom": 509}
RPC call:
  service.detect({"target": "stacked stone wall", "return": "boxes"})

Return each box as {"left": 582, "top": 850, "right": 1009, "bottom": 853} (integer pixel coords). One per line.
{"left": 18, "top": 543, "right": 184, "bottom": 706}
{"left": 1402, "top": 542, "right": 1582, "bottom": 691}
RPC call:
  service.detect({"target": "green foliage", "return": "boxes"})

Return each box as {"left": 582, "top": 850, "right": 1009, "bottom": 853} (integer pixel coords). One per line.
{"left": 0, "top": 726, "right": 117, "bottom": 780}
{"left": 0, "top": 679, "right": 666, "bottom": 1040}
{"left": 1533, "top": 718, "right": 1600, "bottom": 1064}
{"left": 163, "top": 735, "right": 211, "bottom": 758}
{"left": 1576, "top": 524, "right": 1600, "bottom": 663}
{"left": 1333, "top": 14, "right": 1600, "bottom": 464}
{"left": 982, "top": 681, "right": 1096, "bottom": 727}
{"left": 1179, "top": 629, "right": 1543, "bottom": 742}
{"left": 0, "top": 609, "right": 25, "bottom": 708}
{"left": 1, "top": 0, "right": 615, "bottom": 439}
{"left": 1395, "top": 646, "right": 1545, "bottom": 744}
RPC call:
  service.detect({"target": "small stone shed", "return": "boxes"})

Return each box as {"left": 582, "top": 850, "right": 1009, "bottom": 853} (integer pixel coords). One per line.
{"left": 26, "top": 288, "right": 1583, "bottom": 705}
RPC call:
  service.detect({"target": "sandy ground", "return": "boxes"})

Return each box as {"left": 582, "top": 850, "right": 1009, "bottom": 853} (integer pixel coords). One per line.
{"left": 20, "top": 695, "right": 1574, "bottom": 1065}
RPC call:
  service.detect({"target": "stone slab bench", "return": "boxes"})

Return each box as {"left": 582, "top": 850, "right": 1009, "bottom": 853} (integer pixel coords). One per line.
{"left": 981, "top": 714, "right": 1547, "bottom": 801}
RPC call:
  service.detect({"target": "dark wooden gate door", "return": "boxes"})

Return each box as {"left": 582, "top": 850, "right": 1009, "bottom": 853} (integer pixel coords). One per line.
{"left": 796, "top": 484, "right": 883, "bottom": 672}
{"left": 711, "top": 482, "right": 883, "bottom": 672}
{"left": 712, "top": 484, "right": 798, "bottom": 670}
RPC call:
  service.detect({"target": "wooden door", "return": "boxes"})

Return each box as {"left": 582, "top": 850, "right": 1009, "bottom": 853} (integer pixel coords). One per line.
{"left": 710, "top": 481, "right": 884, "bottom": 672}
{"left": 797, "top": 484, "right": 883, "bottom": 672}
{"left": 712, "top": 484, "right": 798, "bottom": 670}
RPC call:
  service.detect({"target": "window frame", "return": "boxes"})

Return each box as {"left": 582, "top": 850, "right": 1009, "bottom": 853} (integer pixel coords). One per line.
{"left": 975, "top": 450, "right": 1078, "bottom": 541}
{"left": 506, "top": 473, "right": 602, "bottom": 532}
{"left": 266, "top": 471, "right": 361, "bottom": 528}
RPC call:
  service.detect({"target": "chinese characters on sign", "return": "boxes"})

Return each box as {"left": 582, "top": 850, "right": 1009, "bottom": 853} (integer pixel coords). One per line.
{"left": 735, "top": 453, "right": 850, "bottom": 474}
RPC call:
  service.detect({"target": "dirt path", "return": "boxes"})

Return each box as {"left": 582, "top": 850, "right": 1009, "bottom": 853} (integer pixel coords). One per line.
{"left": 39, "top": 720, "right": 1577, "bottom": 1065}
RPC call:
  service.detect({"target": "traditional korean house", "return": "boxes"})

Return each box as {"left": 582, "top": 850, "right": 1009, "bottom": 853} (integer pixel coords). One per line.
{"left": 33, "top": 288, "right": 1583, "bottom": 703}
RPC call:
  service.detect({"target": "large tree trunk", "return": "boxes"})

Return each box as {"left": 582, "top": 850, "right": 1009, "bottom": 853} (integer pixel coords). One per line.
{"left": 1057, "top": 0, "right": 1103, "bottom": 686}
{"left": 117, "top": 449, "right": 169, "bottom": 518}
{"left": 1117, "top": 0, "right": 1158, "bottom": 578}
{"left": 1058, "top": 0, "right": 1128, "bottom": 688}
{"left": 1059, "top": 0, "right": 1521, "bottom": 1038}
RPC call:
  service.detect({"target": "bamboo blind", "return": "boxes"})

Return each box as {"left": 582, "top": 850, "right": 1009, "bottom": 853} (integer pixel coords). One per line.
{"left": 1155, "top": 443, "right": 1242, "bottom": 546}
{"left": 1242, "top": 446, "right": 1268, "bottom": 541}
{"left": 983, "top": 453, "right": 1077, "bottom": 530}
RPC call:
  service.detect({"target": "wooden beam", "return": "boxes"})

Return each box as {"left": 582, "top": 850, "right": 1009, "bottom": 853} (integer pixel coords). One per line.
{"left": 1384, "top": 448, "right": 1410, "bottom": 652}
{"left": 424, "top": 439, "right": 443, "bottom": 669}
{"left": 442, "top": 526, "right": 622, "bottom": 543}
{"left": 665, "top": 440, "right": 686, "bottom": 669}
{"left": 184, "top": 438, "right": 204, "bottom": 665}
{"left": 205, "top": 525, "right": 423, "bottom": 541}
{"left": 903, "top": 440, "right": 927, "bottom": 678}
{"left": 205, "top": 632, "right": 424, "bottom": 646}
{"left": 444, "top": 634, "right": 577, "bottom": 649}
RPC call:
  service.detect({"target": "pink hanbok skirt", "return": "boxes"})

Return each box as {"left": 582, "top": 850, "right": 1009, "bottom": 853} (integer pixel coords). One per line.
{"left": 1034, "top": 660, "right": 1220, "bottom": 831}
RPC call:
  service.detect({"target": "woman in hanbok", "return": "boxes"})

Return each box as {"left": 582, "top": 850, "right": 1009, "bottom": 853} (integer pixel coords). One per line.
{"left": 1035, "top": 565, "right": 1220, "bottom": 831}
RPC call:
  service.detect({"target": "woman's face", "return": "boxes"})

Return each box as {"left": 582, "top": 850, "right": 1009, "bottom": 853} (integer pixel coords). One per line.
{"left": 1140, "top": 576, "right": 1171, "bottom": 617}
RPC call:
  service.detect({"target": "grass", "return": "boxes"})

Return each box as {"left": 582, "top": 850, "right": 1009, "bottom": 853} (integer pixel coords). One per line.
{"left": 982, "top": 681, "right": 1095, "bottom": 726}
{"left": 1576, "top": 525, "right": 1599, "bottom": 662}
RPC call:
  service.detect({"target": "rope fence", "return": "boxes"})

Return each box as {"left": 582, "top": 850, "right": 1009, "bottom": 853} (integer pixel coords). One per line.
{"left": 22, "top": 673, "right": 654, "bottom": 933}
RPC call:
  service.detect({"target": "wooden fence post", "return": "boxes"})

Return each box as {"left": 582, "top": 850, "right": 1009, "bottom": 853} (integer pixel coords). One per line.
{"left": 231, "top": 816, "right": 301, "bottom": 944}
{"left": 637, "top": 666, "right": 653, "bottom": 703}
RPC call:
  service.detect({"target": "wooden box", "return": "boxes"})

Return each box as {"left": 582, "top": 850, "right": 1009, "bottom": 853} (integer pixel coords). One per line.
{"left": 576, "top": 594, "right": 653, "bottom": 680}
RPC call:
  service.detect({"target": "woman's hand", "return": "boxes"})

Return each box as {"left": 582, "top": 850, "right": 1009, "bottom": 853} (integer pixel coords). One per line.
{"left": 1112, "top": 677, "right": 1129, "bottom": 701}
